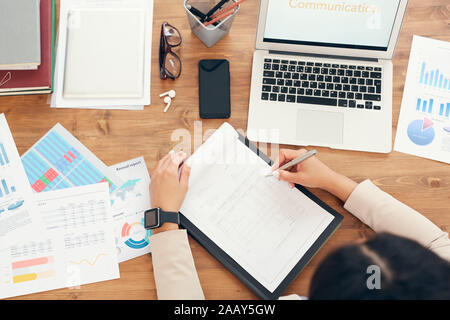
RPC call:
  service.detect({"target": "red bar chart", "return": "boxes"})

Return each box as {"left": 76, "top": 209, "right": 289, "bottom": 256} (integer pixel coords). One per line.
{"left": 12, "top": 256, "right": 56, "bottom": 284}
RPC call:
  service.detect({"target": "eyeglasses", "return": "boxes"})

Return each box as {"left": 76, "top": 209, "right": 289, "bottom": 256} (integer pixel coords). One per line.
{"left": 159, "top": 22, "right": 182, "bottom": 80}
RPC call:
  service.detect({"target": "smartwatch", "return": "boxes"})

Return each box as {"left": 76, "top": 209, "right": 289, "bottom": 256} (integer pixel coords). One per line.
{"left": 144, "top": 208, "right": 180, "bottom": 230}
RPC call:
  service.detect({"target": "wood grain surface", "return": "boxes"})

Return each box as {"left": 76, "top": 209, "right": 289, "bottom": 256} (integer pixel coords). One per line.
{"left": 2, "top": 0, "right": 449, "bottom": 300}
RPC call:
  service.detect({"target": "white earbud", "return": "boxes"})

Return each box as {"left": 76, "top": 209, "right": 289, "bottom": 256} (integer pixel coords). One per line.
{"left": 163, "top": 96, "right": 172, "bottom": 113}
{"left": 160, "top": 90, "right": 176, "bottom": 113}
{"left": 159, "top": 90, "right": 176, "bottom": 98}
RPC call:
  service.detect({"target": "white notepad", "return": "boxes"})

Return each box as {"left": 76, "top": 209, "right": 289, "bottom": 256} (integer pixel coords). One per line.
{"left": 181, "top": 123, "right": 335, "bottom": 293}
{"left": 63, "top": 8, "right": 145, "bottom": 99}
{"left": 52, "top": 0, "right": 153, "bottom": 109}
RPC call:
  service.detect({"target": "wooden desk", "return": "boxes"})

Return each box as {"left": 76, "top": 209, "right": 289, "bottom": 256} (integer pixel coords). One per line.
{"left": 2, "top": 0, "right": 449, "bottom": 300}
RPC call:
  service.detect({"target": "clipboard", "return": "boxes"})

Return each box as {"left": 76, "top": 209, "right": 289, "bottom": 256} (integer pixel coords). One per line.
{"left": 180, "top": 131, "right": 343, "bottom": 300}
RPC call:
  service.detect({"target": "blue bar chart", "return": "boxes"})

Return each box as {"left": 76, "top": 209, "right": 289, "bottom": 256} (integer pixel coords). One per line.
{"left": 416, "top": 97, "right": 449, "bottom": 119}
{"left": 0, "top": 178, "right": 15, "bottom": 198}
{"left": 443, "top": 103, "right": 450, "bottom": 117}
{"left": 395, "top": 36, "right": 450, "bottom": 164}
{"left": 0, "top": 143, "right": 10, "bottom": 166}
{"left": 419, "top": 62, "right": 450, "bottom": 90}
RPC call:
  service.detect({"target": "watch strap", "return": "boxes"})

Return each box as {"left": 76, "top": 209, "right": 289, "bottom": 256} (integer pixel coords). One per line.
{"left": 160, "top": 210, "right": 180, "bottom": 225}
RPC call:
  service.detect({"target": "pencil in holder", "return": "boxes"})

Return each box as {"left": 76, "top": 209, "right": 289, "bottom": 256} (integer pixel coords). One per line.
{"left": 184, "top": 0, "right": 240, "bottom": 48}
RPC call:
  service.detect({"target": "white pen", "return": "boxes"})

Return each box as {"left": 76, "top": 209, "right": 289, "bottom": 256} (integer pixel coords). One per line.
{"left": 266, "top": 149, "right": 317, "bottom": 177}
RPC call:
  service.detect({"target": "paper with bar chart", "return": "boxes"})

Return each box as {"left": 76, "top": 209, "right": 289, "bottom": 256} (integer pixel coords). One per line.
{"left": 0, "top": 183, "right": 120, "bottom": 299}
{"left": 0, "top": 114, "right": 44, "bottom": 246}
{"left": 394, "top": 36, "right": 450, "bottom": 163}
{"left": 109, "top": 157, "right": 152, "bottom": 263}
{"left": 21, "top": 123, "right": 123, "bottom": 194}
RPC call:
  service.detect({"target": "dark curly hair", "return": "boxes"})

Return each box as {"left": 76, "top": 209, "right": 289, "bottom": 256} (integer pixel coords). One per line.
{"left": 309, "top": 233, "right": 450, "bottom": 299}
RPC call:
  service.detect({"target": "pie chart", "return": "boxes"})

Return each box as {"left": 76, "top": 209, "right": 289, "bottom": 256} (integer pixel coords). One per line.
{"left": 121, "top": 219, "right": 152, "bottom": 249}
{"left": 407, "top": 119, "right": 435, "bottom": 146}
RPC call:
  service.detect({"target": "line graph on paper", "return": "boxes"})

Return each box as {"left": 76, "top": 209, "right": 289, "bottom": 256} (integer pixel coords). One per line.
{"left": 69, "top": 253, "right": 108, "bottom": 267}
{"left": 65, "top": 251, "right": 115, "bottom": 286}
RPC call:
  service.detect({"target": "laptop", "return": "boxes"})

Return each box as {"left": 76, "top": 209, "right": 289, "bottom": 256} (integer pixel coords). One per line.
{"left": 247, "top": 0, "right": 408, "bottom": 153}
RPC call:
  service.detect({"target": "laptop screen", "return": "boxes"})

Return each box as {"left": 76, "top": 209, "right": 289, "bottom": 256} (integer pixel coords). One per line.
{"left": 263, "top": 0, "right": 401, "bottom": 51}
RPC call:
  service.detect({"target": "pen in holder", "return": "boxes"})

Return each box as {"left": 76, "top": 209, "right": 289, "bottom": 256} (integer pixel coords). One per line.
{"left": 184, "top": 0, "right": 240, "bottom": 48}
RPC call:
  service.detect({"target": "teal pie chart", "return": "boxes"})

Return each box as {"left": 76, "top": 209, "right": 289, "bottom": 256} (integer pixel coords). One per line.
{"left": 407, "top": 119, "right": 435, "bottom": 146}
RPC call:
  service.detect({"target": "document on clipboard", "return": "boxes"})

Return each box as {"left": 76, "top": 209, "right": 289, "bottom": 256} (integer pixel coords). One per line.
{"left": 181, "top": 123, "right": 342, "bottom": 298}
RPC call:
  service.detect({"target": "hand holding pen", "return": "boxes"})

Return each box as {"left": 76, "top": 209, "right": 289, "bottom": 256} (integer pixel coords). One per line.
{"left": 270, "top": 149, "right": 323, "bottom": 189}
{"left": 271, "top": 148, "right": 358, "bottom": 200}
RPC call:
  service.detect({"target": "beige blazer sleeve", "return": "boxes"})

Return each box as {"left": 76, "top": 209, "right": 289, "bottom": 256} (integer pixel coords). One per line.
{"left": 344, "top": 179, "right": 450, "bottom": 261}
{"left": 149, "top": 229, "right": 205, "bottom": 300}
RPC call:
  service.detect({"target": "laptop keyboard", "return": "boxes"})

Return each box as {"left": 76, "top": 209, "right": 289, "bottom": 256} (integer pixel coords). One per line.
{"left": 261, "top": 58, "right": 382, "bottom": 110}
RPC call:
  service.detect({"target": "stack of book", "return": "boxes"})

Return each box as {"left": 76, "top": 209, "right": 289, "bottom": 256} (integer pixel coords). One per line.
{"left": 0, "top": 0, "right": 56, "bottom": 96}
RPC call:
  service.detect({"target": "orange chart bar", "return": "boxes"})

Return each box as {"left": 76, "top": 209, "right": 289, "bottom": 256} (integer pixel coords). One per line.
{"left": 12, "top": 256, "right": 54, "bottom": 270}
{"left": 121, "top": 223, "right": 131, "bottom": 237}
{"left": 13, "top": 270, "right": 56, "bottom": 284}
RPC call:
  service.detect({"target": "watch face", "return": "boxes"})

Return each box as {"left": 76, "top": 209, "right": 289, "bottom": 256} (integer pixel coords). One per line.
{"left": 144, "top": 208, "right": 160, "bottom": 229}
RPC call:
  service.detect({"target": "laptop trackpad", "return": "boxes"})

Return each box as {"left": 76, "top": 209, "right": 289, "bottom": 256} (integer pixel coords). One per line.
{"left": 297, "top": 110, "right": 344, "bottom": 145}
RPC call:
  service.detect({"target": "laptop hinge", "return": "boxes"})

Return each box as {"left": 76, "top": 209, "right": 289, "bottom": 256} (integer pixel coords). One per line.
{"left": 269, "top": 50, "right": 379, "bottom": 63}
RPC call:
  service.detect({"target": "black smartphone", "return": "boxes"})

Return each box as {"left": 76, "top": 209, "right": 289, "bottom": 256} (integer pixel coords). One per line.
{"left": 198, "top": 59, "right": 230, "bottom": 119}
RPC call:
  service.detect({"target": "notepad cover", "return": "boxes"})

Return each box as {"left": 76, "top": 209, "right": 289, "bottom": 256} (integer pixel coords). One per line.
{"left": 63, "top": 8, "right": 145, "bottom": 99}
{"left": 0, "top": 0, "right": 41, "bottom": 69}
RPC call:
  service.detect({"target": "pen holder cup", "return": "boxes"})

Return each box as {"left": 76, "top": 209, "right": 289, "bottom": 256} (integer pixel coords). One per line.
{"left": 184, "top": 0, "right": 240, "bottom": 48}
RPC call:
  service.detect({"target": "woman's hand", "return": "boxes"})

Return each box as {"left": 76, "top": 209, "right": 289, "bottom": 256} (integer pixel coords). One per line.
{"left": 272, "top": 148, "right": 357, "bottom": 202}
{"left": 150, "top": 151, "right": 191, "bottom": 234}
